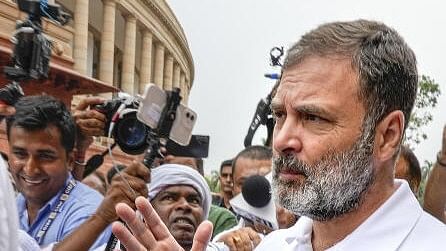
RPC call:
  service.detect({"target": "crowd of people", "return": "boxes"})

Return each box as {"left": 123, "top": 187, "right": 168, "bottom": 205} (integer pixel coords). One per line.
{"left": 0, "top": 19, "right": 446, "bottom": 251}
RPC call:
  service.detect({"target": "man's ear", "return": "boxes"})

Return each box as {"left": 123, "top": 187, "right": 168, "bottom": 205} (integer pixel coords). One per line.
{"left": 374, "top": 110, "right": 405, "bottom": 161}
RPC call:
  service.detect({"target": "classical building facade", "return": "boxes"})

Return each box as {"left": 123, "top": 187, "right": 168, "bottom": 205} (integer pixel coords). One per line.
{"left": 60, "top": 0, "right": 194, "bottom": 102}
{"left": 0, "top": 0, "right": 195, "bottom": 174}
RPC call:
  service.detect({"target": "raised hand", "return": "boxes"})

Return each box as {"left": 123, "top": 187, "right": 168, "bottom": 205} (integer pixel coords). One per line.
{"left": 112, "top": 196, "right": 213, "bottom": 251}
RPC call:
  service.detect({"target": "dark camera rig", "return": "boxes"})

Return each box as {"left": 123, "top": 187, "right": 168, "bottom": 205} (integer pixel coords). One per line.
{"left": 83, "top": 88, "right": 186, "bottom": 178}
{"left": 0, "top": 0, "right": 70, "bottom": 118}
{"left": 244, "top": 46, "right": 283, "bottom": 147}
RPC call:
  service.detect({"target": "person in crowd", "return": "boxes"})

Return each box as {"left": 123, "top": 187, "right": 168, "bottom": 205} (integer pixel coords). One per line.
{"left": 212, "top": 159, "right": 234, "bottom": 210}
{"left": 210, "top": 146, "right": 297, "bottom": 250}
{"left": 5, "top": 95, "right": 110, "bottom": 248}
{"left": 231, "top": 145, "right": 272, "bottom": 196}
{"left": 424, "top": 124, "right": 446, "bottom": 223}
{"left": 162, "top": 155, "right": 238, "bottom": 239}
{"left": 148, "top": 163, "right": 212, "bottom": 250}
{"left": 0, "top": 97, "right": 150, "bottom": 251}
{"left": 110, "top": 19, "right": 446, "bottom": 251}
{"left": 395, "top": 145, "right": 421, "bottom": 194}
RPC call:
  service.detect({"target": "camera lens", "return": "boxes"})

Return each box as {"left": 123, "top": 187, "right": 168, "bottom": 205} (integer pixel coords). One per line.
{"left": 115, "top": 113, "right": 149, "bottom": 154}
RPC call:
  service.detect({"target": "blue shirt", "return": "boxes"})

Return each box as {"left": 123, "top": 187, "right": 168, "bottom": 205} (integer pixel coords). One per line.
{"left": 17, "top": 174, "right": 111, "bottom": 250}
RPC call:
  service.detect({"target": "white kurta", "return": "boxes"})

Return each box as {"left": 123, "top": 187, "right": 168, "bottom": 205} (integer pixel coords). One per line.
{"left": 256, "top": 179, "right": 446, "bottom": 251}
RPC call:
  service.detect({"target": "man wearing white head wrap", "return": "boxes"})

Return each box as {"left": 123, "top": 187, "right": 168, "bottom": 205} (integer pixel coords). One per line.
{"left": 148, "top": 163, "right": 212, "bottom": 250}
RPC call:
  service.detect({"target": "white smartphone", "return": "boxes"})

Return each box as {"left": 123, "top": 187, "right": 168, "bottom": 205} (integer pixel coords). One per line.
{"left": 137, "top": 84, "right": 196, "bottom": 146}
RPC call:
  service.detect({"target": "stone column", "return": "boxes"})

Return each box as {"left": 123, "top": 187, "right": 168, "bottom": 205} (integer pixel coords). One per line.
{"left": 73, "top": 0, "right": 89, "bottom": 74}
{"left": 153, "top": 43, "right": 165, "bottom": 88}
{"left": 183, "top": 78, "right": 190, "bottom": 104}
{"left": 179, "top": 72, "right": 186, "bottom": 103}
{"left": 121, "top": 14, "right": 137, "bottom": 94}
{"left": 99, "top": 0, "right": 116, "bottom": 85}
{"left": 173, "top": 63, "right": 181, "bottom": 89}
{"left": 163, "top": 55, "right": 174, "bottom": 91}
{"left": 139, "top": 30, "right": 153, "bottom": 93}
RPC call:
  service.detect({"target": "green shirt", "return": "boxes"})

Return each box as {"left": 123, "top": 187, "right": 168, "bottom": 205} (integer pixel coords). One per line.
{"left": 207, "top": 205, "right": 238, "bottom": 238}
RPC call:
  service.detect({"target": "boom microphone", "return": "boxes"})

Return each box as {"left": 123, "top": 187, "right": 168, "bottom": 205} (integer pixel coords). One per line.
{"left": 230, "top": 173, "right": 278, "bottom": 230}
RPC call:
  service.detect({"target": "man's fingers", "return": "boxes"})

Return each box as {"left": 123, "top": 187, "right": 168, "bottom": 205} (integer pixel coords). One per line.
{"left": 75, "top": 109, "right": 107, "bottom": 123}
{"left": 135, "top": 196, "right": 174, "bottom": 241}
{"left": 247, "top": 229, "right": 261, "bottom": 249}
{"left": 115, "top": 203, "right": 156, "bottom": 248}
{"left": 122, "top": 161, "right": 151, "bottom": 183}
{"left": 191, "top": 220, "right": 213, "bottom": 251}
{"left": 111, "top": 221, "right": 146, "bottom": 251}
{"left": 75, "top": 97, "right": 105, "bottom": 111}
{"left": 0, "top": 104, "right": 15, "bottom": 116}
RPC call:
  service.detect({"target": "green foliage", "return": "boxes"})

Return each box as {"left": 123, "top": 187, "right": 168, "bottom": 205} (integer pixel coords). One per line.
{"left": 205, "top": 170, "right": 221, "bottom": 193}
{"left": 417, "top": 160, "right": 433, "bottom": 204}
{"left": 405, "top": 75, "right": 441, "bottom": 146}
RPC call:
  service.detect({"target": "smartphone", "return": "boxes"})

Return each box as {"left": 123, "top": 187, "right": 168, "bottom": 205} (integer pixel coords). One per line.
{"left": 137, "top": 84, "right": 197, "bottom": 145}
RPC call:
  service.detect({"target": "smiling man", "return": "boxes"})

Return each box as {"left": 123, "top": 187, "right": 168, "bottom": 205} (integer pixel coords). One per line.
{"left": 148, "top": 163, "right": 211, "bottom": 250}
{"left": 6, "top": 95, "right": 109, "bottom": 249}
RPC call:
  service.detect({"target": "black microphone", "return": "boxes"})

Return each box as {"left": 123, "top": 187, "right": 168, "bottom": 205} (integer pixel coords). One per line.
{"left": 230, "top": 174, "right": 278, "bottom": 230}
{"left": 242, "top": 175, "right": 271, "bottom": 208}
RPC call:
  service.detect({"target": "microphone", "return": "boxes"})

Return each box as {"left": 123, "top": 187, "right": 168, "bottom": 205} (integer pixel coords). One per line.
{"left": 230, "top": 173, "right": 278, "bottom": 230}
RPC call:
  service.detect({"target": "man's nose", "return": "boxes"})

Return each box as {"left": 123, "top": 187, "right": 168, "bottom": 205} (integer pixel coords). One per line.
{"left": 175, "top": 197, "right": 193, "bottom": 211}
{"left": 22, "top": 156, "right": 39, "bottom": 175}
{"left": 273, "top": 117, "right": 303, "bottom": 156}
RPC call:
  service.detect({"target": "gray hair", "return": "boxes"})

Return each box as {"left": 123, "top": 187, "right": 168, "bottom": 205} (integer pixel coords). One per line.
{"left": 283, "top": 19, "right": 418, "bottom": 133}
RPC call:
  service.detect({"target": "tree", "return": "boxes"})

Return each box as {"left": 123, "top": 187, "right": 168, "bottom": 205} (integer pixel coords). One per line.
{"left": 205, "top": 170, "right": 220, "bottom": 193}
{"left": 403, "top": 75, "right": 441, "bottom": 204}
{"left": 405, "top": 75, "right": 441, "bottom": 146}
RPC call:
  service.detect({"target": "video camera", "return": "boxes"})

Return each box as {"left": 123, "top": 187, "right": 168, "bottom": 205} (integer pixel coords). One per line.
{"left": 0, "top": 0, "right": 70, "bottom": 117}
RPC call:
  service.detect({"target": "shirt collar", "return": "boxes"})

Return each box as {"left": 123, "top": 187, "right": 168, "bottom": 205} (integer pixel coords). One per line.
{"left": 282, "top": 179, "right": 421, "bottom": 251}
{"left": 329, "top": 179, "right": 422, "bottom": 251}
{"left": 17, "top": 173, "right": 75, "bottom": 227}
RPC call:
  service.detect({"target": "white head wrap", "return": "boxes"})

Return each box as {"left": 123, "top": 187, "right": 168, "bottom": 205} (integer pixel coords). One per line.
{"left": 148, "top": 164, "right": 211, "bottom": 219}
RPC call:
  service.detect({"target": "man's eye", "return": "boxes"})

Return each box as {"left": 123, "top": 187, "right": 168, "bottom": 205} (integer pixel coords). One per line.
{"left": 39, "top": 154, "right": 56, "bottom": 160}
{"left": 189, "top": 197, "right": 201, "bottom": 205}
{"left": 162, "top": 195, "right": 175, "bottom": 201}
{"left": 303, "top": 113, "right": 325, "bottom": 122}
{"left": 13, "top": 151, "right": 27, "bottom": 159}
{"left": 272, "top": 110, "right": 285, "bottom": 120}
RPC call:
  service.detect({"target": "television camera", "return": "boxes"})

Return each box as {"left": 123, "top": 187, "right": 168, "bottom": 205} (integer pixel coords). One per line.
{"left": 0, "top": 0, "right": 70, "bottom": 118}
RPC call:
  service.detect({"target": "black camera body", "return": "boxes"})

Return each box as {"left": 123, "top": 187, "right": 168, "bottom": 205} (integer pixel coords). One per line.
{"left": 4, "top": 0, "right": 70, "bottom": 82}
{"left": 0, "top": 1, "right": 70, "bottom": 121}
{"left": 4, "top": 20, "right": 52, "bottom": 81}
{"left": 94, "top": 96, "right": 152, "bottom": 155}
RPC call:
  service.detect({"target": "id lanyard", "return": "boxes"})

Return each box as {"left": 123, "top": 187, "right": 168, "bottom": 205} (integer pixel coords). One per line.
{"left": 35, "top": 179, "right": 77, "bottom": 245}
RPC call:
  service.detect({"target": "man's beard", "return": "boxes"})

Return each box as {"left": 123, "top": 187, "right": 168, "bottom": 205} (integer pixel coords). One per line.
{"left": 272, "top": 125, "right": 375, "bottom": 221}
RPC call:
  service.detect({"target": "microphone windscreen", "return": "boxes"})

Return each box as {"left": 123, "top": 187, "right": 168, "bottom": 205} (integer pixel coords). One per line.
{"left": 242, "top": 175, "right": 271, "bottom": 208}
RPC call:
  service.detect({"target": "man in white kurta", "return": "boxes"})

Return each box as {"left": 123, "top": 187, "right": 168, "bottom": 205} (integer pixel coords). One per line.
{"left": 257, "top": 180, "right": 446, "bottom": 250}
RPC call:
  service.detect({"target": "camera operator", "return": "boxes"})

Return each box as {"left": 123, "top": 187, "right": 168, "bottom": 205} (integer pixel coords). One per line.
{"left": 71, "top": 96, "right": 107, "bottom": 180}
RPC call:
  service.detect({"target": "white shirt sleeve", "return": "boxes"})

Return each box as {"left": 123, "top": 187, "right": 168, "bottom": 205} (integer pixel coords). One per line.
{"left": 0, "top": 156, "right": 20, "bottom": 251}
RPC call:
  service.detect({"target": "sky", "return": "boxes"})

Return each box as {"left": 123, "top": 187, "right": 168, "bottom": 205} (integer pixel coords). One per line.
{"left": 168, "top": 0, "right": 446, "bottom": 174}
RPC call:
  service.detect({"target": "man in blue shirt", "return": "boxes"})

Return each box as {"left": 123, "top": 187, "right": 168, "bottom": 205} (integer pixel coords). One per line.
{"left": 6, "top": 95, "right": 110, "bottom": 249}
